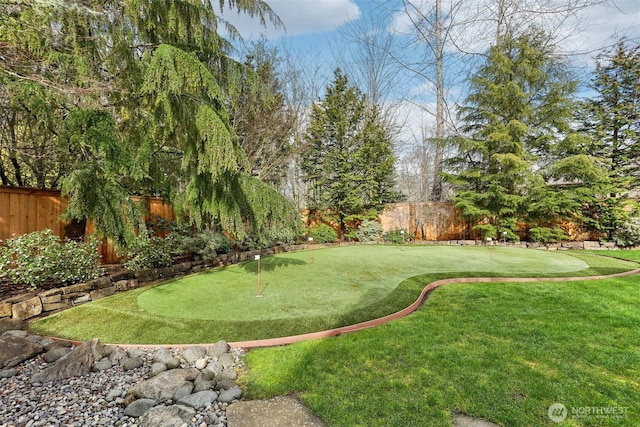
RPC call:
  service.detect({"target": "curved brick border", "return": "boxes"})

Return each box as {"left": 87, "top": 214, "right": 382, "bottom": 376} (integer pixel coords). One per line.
{"left": 47, "top": 266, "right": 640, "bottom": 350}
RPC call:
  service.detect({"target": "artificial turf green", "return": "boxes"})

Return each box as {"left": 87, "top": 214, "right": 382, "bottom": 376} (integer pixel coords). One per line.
{"left": 28, "top": 245, "right": 638, "bottom": 344}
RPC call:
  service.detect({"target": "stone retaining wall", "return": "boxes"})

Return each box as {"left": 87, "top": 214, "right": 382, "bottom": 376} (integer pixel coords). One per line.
{"left": 0, "top": 244, "right": 305, "bottom": 322}
{"left": 0, "top": 240, "right": 622, "bottom": 322}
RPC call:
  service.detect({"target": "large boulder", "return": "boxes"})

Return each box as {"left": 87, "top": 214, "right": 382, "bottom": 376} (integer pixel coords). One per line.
{"left": 30, "top": 338, "right": 102, "bottom": 383}
{"left": 0, "top": 334, "right": 43, "bottom": 368}
{"left": 129, "top": 368, "right": 200, "bottom": 401}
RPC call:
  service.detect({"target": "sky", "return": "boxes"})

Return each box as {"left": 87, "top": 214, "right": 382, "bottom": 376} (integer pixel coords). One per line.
{"left": 220, "top": 0, "right": 640, "bottom": 141}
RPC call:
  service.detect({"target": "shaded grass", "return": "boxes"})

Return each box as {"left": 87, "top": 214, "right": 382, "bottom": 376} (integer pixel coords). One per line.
{"left": 243, "top": 274, "right": 640, "bottom": 426}
{"left": 28, "top": 246, "right": 638, "bottom": 344}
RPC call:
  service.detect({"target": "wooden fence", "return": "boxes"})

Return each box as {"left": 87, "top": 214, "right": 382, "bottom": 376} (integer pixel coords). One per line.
{"left": 0, "top": 186, "right": 68, "bottom": 242}
{"left": 1, "top": 185, "right": 468, "bottom": 250}
{"left": 0, "top": 186, "right": 175, "bottom": 263}
{"left": 379, "top": 202, "right": 470, "bottom": 240}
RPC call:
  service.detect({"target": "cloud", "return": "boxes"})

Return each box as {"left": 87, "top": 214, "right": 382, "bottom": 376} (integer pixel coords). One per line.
{"left": 220, "top": 0, "right": 362, "bottom": 39}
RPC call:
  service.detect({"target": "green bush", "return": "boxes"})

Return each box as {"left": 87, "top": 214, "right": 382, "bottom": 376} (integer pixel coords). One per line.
{"left": 528, "top": 226, "right": 568, "bottom": 243}
{"left": 123, "top": 231, "right": 184, "bottom": 270}
{"left": 0, "top": 229, "right": 104, "bottom": 289}
{"left": 383, "top": 229, "right": 413, "bottom": 244}
{"left": 613, "top": 217, "right": 640, "bottom": 247}
{"left": 355, "top": 220, "right": 383, "bottom": 242}
{"left": 473, "top": 224, "right": 497, "bottom": 240}
{"left": 182, "top": 229, "right": 232, "bottom": 260}
{"left": 308, "top": 223, "right": 338, "bottom": 243}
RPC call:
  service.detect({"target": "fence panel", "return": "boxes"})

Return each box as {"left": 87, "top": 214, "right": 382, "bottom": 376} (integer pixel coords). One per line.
{"left": 0, "top": 186, "right": 67, "bottom": 242}
{"left": 0, "top": 186, "right": 176, "bottom": 264}
{"left": 379, "top": 202, "right": 469, "bottom": 241}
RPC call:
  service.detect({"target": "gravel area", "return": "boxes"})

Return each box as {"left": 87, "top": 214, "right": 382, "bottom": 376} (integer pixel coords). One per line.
{"left": 0, "top": 344, "right": 246, "bottom": 427}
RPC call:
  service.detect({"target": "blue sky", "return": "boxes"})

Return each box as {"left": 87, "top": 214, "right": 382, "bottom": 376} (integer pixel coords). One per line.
{"left": 222, "top": 0, "right": 640, "bottom": 141}
{"left": 226, "top": 0, "right": 640, "bottom": 59}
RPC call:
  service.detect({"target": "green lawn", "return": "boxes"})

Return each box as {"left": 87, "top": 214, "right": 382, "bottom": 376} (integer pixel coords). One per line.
{"left": 28, "top": 245, "right": 636, "bottom": 345}
{"left": 243, "top": 266, "right": 640, "bottom": 426}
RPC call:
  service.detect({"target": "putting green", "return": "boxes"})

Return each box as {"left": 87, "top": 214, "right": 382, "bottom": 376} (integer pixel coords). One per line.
{"left": 137, "top": 245, "right": 588, "bottom": 321}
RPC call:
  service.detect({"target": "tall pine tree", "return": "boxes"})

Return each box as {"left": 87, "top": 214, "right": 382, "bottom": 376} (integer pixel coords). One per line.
{"left": 447, "top": 31, "right": 615, "bottom": 241}
{"left": 302, "top": 69, "right": 398, "bottom": 239}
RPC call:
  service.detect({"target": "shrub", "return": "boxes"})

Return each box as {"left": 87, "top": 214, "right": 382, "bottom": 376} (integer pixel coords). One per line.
{"left": 383, "top": 229, "right": 413, "bottom": 244}
{"left": 528, "top": 226, "right": 568, "bottom": 243}
{"left": 612, "top": 217, "right": 640, "bottom": 247}
{"left": 473, "top": 224, "right": 497, "bottom": 240}
{"left": 182, "top": 229, "right": 232, "bottom": 260}
{"left": 123, "top": 231, "right": 183, "bottom": 270}
{"left": 308, "top": 223, "right": 338, "bottom": 243}
{"left": 0, "top": 229, "right": 104, "bottom": 289}
{"left": 355, "top": 220, "right": 383, "bottom": 242}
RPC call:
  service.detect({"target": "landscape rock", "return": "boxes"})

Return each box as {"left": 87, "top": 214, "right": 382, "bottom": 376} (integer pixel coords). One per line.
{"left": 30, "top": 338, "right": 102, "bottom": 383}
{"left": 218, "top": 386, "right": 243, "bottom": 403}
{"left": 106, "top": 388, "right": 124, "bottom": 401}
{"left": 122, "top": 357, "right": 144, "bottom": 371}
{"left": 197, "top": 369, "right": 215, "bottom": 382}
{"left": 206, "top": 340, "right": 229, "bottom": 357}
{"left": 183, "top": 346, "right": 206, "bottom": 363}
{"left": 43, "top": 339, "right": 72, "bottom": 351}
{"left": 0, "top": 334, "right": 43, "bottom": 368}
{"left": 172, "top": 383, "right": 194, "bottom": 401}
{"left": 195, "top": 358, "right": 208, "bottom": 370}
{"left": 218, "top": 353, "right": 235, "bottom": 368}
{"left": 218, "top": 367, "right": 238, "bottom": 381}
{"left": 152, "top": 348, "right": 174, "bottom": 364}
{"left": 206, "top": 361, "right": 222, "bottom": 376}
{"left": 129, "top": 368, "right": 200, "bottom": 401}
{"left": 92, "top": 357, "right": 113, "bottom": 372}
{"left": 127, "top": 348, "right": 147, "bottom": 359}
{"left": 193, "top": 380, "right": 216, "bottom": 392}
{"left": 215, "top": 378, "right": 237, "bottom": 391}
{"left": 138, "top": 404, "right": 196, "bottom": 427}
{"left": 0, "top": 368, "right": 19, "bottom": 378}
{"left": 11, "top": 296, "right": 42, "bottom": 320}
{"left": 42, "top": 347, "right": 72, "bottom": 363}
{"left": 149, "top": 362, "right": 167, "bottom": 377}
{"left": 166, "top": 357, "right": 181, "bottom": 369}
{"left": 25, "top": 334, "right": 42, "bottom": 343}
{"left": 123, "top": 398, "right": 158, "bottom": 417}
{"left": 177, "top": 390, "right": 218, "bottom": 409}
{"left": 2, "top": 329, "right": 28, "bottom": 338}
{"left": 0, "top": 317, "right": 24, "bottom": 334}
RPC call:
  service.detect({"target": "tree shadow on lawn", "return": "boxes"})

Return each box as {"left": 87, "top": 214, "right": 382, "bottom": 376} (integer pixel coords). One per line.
{"left": 239, "top": 254, "right": 307, "bottom": 273}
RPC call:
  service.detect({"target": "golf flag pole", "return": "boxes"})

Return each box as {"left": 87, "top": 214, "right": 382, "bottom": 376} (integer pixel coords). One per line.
{"left": 308, "top": 237, "right": 314, "bottom": 264}
{"left": 255, "top": 254, "right": 262, "bottom": 297}
{"left": 487, "top": 237, "right": 492, "bottom": 263}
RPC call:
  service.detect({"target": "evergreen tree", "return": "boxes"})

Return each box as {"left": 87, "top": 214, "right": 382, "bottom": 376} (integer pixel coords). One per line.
{"left": 579, "top": 41, "right": 640, "bottom": 190}
{"left": 447, "top": 31, "right": 614, "bottom": 240}
{"left": 301, "top": 69, "right": 399, "bottom": 239}
{"left": 0, "top": 0, "right": 301, "bottom": 247}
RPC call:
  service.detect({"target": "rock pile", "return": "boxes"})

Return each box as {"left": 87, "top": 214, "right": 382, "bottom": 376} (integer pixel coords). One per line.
{"left": 0, "top": 322, "right": 245, "bottom": 426}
